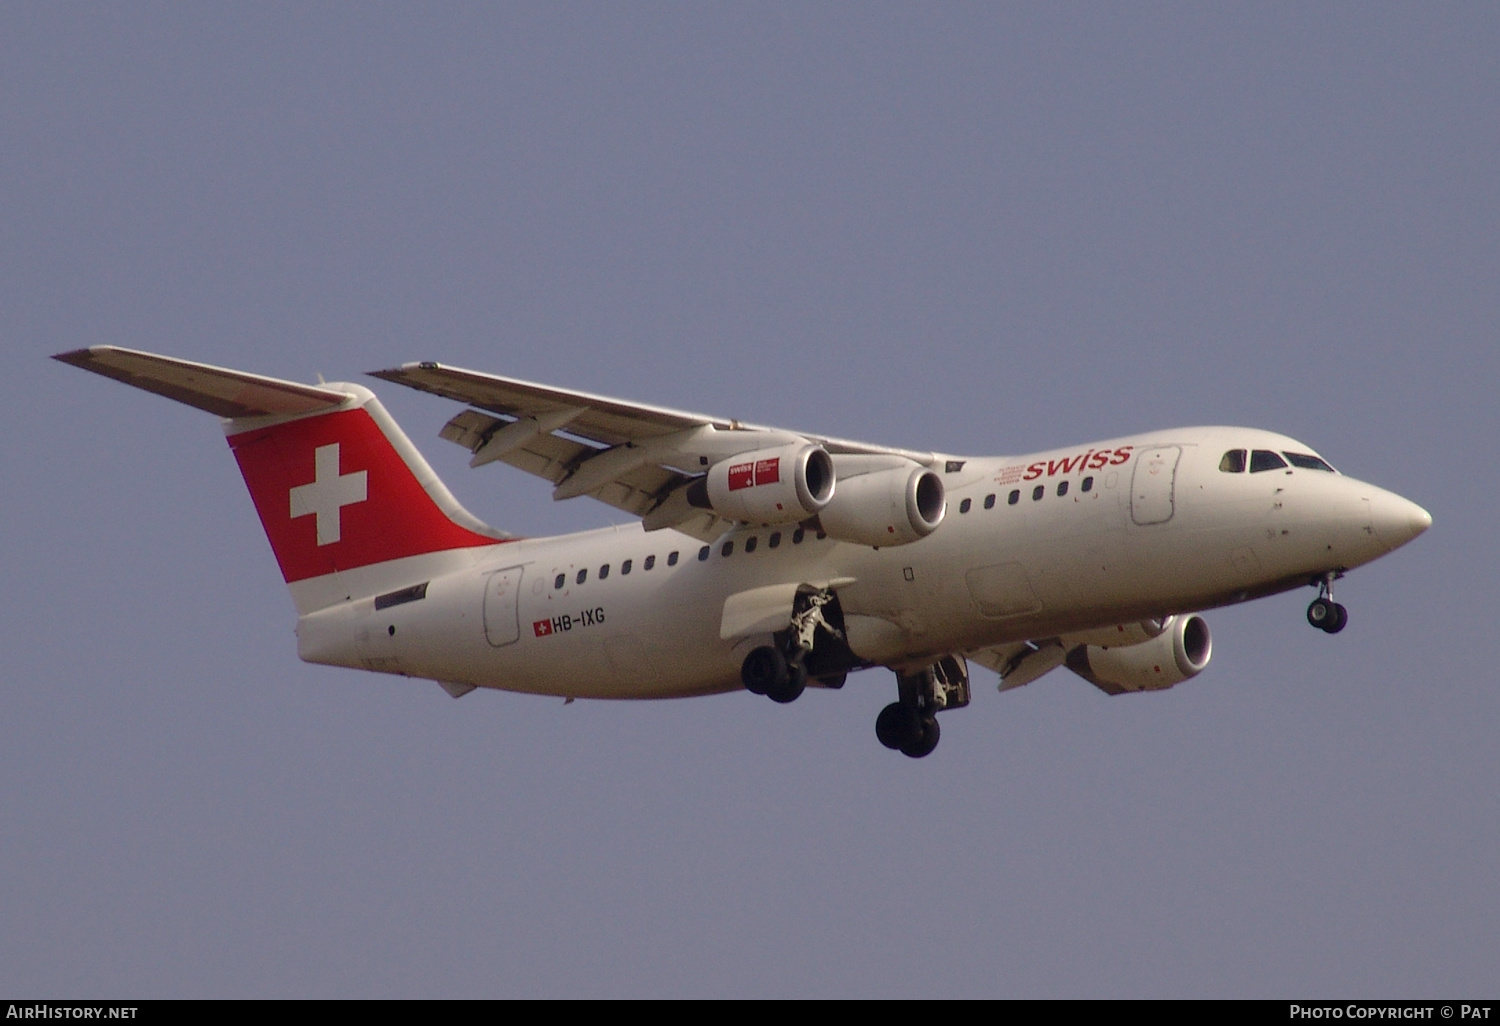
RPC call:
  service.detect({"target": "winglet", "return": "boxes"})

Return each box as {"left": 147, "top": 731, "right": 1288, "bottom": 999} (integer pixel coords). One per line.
{"left": 54, "top": 346, "right": 350, "bottom": 418}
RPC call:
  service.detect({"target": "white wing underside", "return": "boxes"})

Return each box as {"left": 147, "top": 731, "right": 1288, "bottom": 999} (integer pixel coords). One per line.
{"left": 370, "top": 362, "right": 936, "bottom": 541}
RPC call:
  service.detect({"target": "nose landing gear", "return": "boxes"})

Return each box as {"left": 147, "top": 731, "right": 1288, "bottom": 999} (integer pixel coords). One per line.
{"left": 1307, "top": 571, "right": 1348, "bottom": 634}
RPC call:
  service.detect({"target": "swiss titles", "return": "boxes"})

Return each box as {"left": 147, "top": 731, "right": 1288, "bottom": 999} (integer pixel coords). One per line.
{"left": 996, "top": 446, "right": 1133, "bottom": 485}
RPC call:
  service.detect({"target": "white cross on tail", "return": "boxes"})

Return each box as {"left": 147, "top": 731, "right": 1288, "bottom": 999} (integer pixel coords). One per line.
{"left": 289, "top": 443, "right": 368, "bottom": 545}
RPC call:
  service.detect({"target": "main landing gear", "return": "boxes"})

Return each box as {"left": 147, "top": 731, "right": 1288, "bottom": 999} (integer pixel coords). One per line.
{"left": 876, "top": 656, "right": 970, "bottom": 759}
{"left": 741, "top": 590, "right": 846, "bottom": 705}
{"left": 876, "top": 701, "right": 939, "bottom": 758}
{"left": 738, "top": 589, "right": 971, "bottom": 757}
{"left": 1307, "top": 571, "right": 1348, "bottom": 634}
{"left": 741, "top": 644, "right": 807, "bottom": 704}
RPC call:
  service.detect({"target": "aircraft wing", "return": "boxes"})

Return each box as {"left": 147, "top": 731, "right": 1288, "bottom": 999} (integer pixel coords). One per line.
{"left": 369, "top": 361, "right": 937, "bottom": 540}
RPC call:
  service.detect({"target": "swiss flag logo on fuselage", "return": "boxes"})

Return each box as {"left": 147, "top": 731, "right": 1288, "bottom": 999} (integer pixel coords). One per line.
{"left": 229, "top": 407, "right": 496, "bottom": 583}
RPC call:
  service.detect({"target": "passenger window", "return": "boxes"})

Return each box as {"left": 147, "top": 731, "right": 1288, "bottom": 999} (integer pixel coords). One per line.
{"left": 621, "top": 559, "right": 632, "bottom": 575}
{"left": 1081, "top": 476, "right": 1093, "bottom": 493}
{"left": 698, "top": 546, "right": 710, "bottom": 562}
{"left": 598, "top": 564, "right": 609, "bottom": 580}
{"left": 793, "top": 528, "right": 805, "bottom": 544}
{"left": 1250, "top": 449, "right": 1288, "bottom": 473}
{"left": 576, "top": 569, "right": 587, "bottom": 585}
{"left": 768, "top": 532, "right": 781, "bottom": 548}
{"left": 959, "top": 498, "right": 972, "bottom": 514}
{"left": 1220, "top": 449, "right": 1247, "bottom": 473}
{"left": 644, "top": 555, "right": 656, "bottom": 570}
{"left": 1057, "top": 480, "right": 1069, "bottom": 497}
{"left": 1032, "top": 485, "right": 1044, "bottom": 501}
{"left": 721, "top": 541, "right": 734, "bottom": 557}
{"left": 745, "top": 536, "right": 757, "bottom": 553}
{"left": 554, "top": 573, "right": 565, "bottom": 590}
{"left": 667, "top": 551, "right": 679, "bottom": 566}
{"left": 1283, "top": 452, "right": 1335, "bottom": 472}
{"left": 1008, "top": 490, "right": 1020, "bottom": 505}
{"left": 984, "top": 494, "right": 996, "bottom": 509}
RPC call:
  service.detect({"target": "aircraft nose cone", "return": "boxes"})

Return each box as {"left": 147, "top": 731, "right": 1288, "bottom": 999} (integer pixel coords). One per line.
{"left": 1370, "top": 491, "right": 1432, "bottom": 550}
{"left": 1410, "top": 502, "right": 1433, "bottom": 536}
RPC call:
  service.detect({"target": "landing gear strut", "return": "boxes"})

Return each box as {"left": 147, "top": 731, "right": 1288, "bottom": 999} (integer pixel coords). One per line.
{"left": 876, "top": 656, "right": 970, "bottom": 759}
{"left": 1307, "top": 571, "right": 1348, "bottom": 634}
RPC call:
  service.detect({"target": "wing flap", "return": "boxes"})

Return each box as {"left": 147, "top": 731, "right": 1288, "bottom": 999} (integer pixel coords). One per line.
{"left": 970, "top": 640, "right": 1066, "bottom": 691}
{"left": 439, "top": 407, "right": 729, "bottom": 537}
{"left": 55, "top": 347, "right": 349, "bottom": 418}
{"left": 438, "top": 408, "right": 500, "bottom": 452}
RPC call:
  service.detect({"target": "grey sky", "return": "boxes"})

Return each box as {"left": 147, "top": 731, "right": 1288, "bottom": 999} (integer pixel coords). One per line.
{"left": 3, "top": 4, "right": 1495, "bottom": 997}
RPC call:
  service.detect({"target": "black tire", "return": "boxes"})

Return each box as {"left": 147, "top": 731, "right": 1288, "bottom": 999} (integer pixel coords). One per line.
{"left": 766, "top": 659, "right": 807, "bottom": 704}
{"left": 901, "top": 717, "right": 941, "bottom": 759}
{"left": 875, "top": 702, "right": 918, "bottom": 750}
{"left": 1307, "top": 598, "right": 1334, "bottom": 630}
{"left": 741, "top": 645, "right": 786, "bottom": 696}
{"left": 1324, "top": 602, "right": 1348, "bottom": 634}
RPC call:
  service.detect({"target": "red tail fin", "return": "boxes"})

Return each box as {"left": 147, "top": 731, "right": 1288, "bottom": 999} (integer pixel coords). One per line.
{"left": 229, "top": 400, "right": 503, "bottom": 584}
{"left": 54, "top": 348, "right": 508, "bottom": 599}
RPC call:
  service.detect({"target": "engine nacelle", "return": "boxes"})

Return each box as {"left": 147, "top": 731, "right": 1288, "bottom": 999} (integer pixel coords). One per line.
{"left": 1059, "top": 618, "right": 1170, "bottom": 650}
{"left": 701, "top": 443, "right": 834, "bottom": 524}
{"left": 1063, "top": 614, "right": 1212, "bottom": 694}
{"left": 818, "top": 462, "right": 945, "bottom": 547}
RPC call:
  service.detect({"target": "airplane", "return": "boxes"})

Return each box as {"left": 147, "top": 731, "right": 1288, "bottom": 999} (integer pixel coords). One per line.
{"left": 54, "top": 346, "right": 1432, "bottom": 758}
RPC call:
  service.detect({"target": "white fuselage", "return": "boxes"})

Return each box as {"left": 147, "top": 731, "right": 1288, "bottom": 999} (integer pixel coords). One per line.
{"left": 295, "top": 425, "right": 1428, "bottom": 700}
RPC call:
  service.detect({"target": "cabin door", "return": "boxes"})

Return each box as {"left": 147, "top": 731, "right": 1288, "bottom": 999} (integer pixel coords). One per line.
{"left": 1130, "top": 446, "right": 1181, "bottom": 526}
{"left": 483, "top": 566, "right": 524, "bottom": 647}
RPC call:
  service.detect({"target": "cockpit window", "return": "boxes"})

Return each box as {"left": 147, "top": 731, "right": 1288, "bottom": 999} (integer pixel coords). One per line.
{"left": 1283, "top": 452, "right": 1335, "bottom": 472}
{"left": 1219, "top": 449, "right": 1247, "bottom": 473}
{"left": 1249, "top": 449, "right": 1288, "bottom": 473}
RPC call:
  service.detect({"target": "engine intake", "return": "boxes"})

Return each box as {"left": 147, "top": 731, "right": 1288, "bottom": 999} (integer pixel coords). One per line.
{"left": 1063, "top": 614, "right": 1212, "bottom": 694}
{"left": 698, "top": 443, "right": 834, "bottom": 524}
{"left": 818, "top": 463, "right": 945, "bottom": 547}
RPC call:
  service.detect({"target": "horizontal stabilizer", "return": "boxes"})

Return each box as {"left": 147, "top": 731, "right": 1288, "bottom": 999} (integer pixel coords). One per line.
{"left": 54, "top": 346, "right": 349, "bottom": 418}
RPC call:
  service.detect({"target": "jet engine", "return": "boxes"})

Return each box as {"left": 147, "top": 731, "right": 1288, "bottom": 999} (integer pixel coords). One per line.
{"left": 1063, "top": 614, "right": 1212, "bottom": 694}
{"left": 696, "top": 443, "right": 835, "bottom": 524}
{"left": 818, "top": 461, "right": 946, "bottom": 547}
{"left": 1059, "top": 618, "right": 1170, "bottom": 649}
